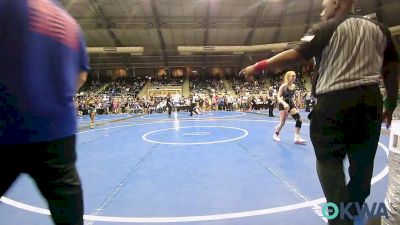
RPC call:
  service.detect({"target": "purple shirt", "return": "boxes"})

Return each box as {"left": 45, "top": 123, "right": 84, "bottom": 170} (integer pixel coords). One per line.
{"left": 0, "top": 0, "right": 89, "bottom": 144}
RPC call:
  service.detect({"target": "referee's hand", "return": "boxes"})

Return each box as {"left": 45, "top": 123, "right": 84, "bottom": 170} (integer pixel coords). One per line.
{"left": 239, "top": 65, "right": 255, "bottom": 81}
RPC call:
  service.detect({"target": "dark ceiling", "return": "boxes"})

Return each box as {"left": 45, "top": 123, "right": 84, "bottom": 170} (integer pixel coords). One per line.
{"left": 60, "top": 0, "right": 400, "bottom": 70}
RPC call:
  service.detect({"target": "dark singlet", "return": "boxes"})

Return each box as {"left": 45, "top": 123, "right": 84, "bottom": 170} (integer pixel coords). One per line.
{"left": 87, "top": 99, "right": 96, "bottom": 114}
{"left": 88, "top": 100, "right": 95, "bottom": 108}
{"left": 279, "top": 84, "right": 296, "bottom": 111}
{"left": 282, "top": 85, "right": 295, "bottom": 104}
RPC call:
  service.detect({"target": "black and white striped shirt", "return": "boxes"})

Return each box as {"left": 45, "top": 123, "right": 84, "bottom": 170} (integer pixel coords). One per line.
{"left": 295, "top": 14, "right": 399, "bottom": 95}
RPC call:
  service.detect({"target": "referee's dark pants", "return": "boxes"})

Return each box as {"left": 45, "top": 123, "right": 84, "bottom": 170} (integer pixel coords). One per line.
{"left": 268, "top": 99, "right": 274, "bottom": 116}
{"left": 310, "top": 85, "right": 382, "bottom": 225}
{"left": 0, "top": 135, "right": 84, "bottom": 225}
{"left": 167, "top": 105, "right": 172, "bottom": 116}
{"left": 189, "top": 103, "right": 195, "bottom": 116}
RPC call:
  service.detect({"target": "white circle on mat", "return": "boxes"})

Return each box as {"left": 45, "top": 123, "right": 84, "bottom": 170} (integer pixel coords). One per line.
{"left": 0, "top": 143, "right": 388, "bottom": 223}
{"left": 0, "top": 116, "right": 390, "bottom": 223}
{"left": 142, "top": 126, "right": 248, "bottom": 145}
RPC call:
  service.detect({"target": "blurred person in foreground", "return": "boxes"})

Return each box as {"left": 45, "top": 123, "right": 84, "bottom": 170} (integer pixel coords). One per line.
{"left": 0, "top": 0, "right": 89, "bottom": 224}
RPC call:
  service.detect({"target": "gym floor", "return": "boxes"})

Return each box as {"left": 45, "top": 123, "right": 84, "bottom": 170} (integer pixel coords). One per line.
{"left": 0, "top": 110, "right": 389, "bottom": 225}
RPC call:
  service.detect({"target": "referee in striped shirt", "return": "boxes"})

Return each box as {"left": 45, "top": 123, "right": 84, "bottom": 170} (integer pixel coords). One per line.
{"left": 240, "top": 0, "right": 399, "bottom": 224}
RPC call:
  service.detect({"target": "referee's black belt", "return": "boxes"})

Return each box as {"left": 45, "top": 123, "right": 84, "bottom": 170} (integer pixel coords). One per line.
{"left": 317, "top": 84, "right": 379, "bottom": 97}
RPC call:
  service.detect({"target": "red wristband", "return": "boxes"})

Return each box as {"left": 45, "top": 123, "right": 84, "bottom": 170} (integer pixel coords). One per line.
{"left": 254, "top": 60, "right": 268, "bottom": 72}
